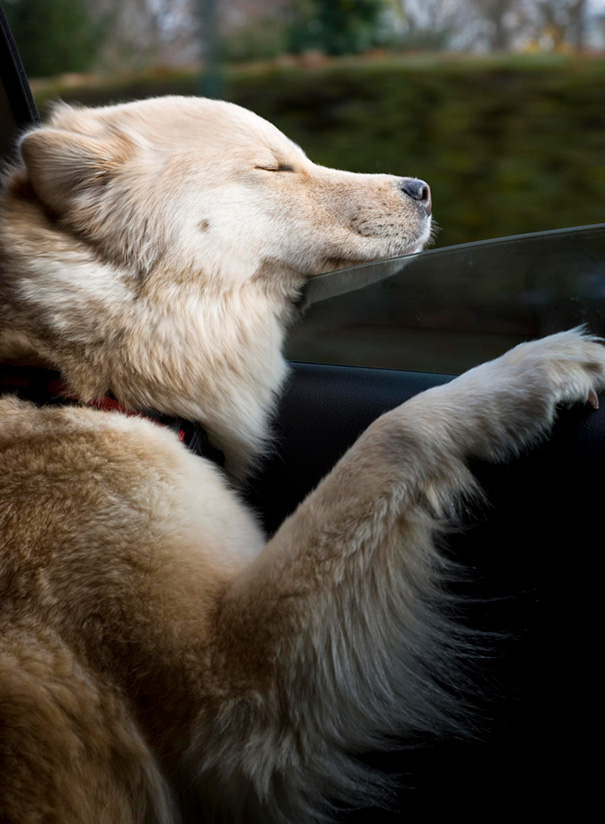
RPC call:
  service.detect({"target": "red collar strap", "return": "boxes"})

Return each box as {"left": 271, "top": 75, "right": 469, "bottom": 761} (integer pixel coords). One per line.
{"left": 85, "top": 393, "right": 185, "bottom": 442}
{"left": 0, "top": 364, "right": 224, "bottom": 467}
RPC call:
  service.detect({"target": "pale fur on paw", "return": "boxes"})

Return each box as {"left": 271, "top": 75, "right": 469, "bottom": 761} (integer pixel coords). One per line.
{"left": 499, "top": 326, "right": 605, "bottom": 410}
{"left": 396, "top": 327, "right": 605, "bottom": 468}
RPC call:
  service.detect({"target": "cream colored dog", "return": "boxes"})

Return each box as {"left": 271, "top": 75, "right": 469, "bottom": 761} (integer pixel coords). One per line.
{"left": 0, "top": 96, "right": 603, "bottom": 823}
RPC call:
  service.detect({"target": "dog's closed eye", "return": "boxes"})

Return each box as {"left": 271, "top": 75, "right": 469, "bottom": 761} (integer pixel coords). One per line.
{"left": 255, "top": 164, "right": 295, "bottom": 173}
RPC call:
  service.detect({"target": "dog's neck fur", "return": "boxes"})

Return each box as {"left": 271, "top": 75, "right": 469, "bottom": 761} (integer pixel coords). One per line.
{"left": 0, "top": 179, "right": 305, "bottom": 479}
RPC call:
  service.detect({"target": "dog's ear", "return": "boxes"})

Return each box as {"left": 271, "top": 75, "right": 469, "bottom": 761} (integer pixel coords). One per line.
{"left": 19, "top": 127, "right": 132, "bottom": 213}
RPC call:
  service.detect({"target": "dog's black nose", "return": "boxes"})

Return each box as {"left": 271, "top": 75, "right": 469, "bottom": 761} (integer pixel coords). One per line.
{"left": 400, "top": 178, "right": 432, "bottom": 215}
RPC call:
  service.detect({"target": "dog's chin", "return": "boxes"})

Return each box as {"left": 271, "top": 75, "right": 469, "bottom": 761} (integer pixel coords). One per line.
{"left": 318, "top": 238, "right": 429, "bottom": 275}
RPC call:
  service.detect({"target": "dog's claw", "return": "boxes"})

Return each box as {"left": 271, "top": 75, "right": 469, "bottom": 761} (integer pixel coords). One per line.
{"left": 588, "top": 388, "right": 600, "bottom": 410}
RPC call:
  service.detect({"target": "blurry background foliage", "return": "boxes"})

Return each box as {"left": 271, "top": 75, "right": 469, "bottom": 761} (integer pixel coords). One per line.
{"left": 286, "top": 0, "right": 387, "bottom": 55}
{"left": 3, "top": 0, "right": 104, "bottom": 77}
{"left": 4, "top": 0, "right": 605, "bottom": 249}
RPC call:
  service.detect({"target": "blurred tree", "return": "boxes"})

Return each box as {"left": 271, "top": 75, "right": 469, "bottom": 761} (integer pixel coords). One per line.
{"left": 218, "top": 0, "right": 290, "bottom": 62}
{"left": 569, "top": 0, "right": 588, "bottom": 49}
{"left": 393, "top": 0, "right": 473, "bottom": 50}
{"left": 530, "top": 0, "right": 588, "bottom": 50}
{"left": 197, "top": 0, "right": 221, "bottom": 96}
{"left": 468, "top": 0, "right": 523, "bottom": 50}
{"left": 4, "top": 0, "right": 102, "bottom": 77}
{"left": 398, "top": 0, "right": 592, "bottom": 53}
{"left": 288, "top": 0, "right": 388, "bottom": 55}
{"left": 93, "top": 0, "right": 198, "bottom": 70}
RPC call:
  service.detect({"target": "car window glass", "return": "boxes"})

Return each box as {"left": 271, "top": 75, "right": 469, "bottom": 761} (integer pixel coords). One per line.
{"left": 289, "top": 224, "right": 605, "bottom": 374}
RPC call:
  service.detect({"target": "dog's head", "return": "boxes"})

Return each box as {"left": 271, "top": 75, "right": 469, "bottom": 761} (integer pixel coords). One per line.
{"left": 1, "top": 96, "right": 432, "bottom": 476}
{"left": 18, "top": 96, "right": 432, "bottom": 280}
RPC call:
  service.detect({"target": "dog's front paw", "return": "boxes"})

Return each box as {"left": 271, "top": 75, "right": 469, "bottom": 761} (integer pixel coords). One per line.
{"left": 470, "top": 327, "right": 605, "bottom": 459}
{"left": 399, "top": 328, "right": 605, "bottom": 466}
{"left": 500, "top": 327, "right": 605, "bottom": 411}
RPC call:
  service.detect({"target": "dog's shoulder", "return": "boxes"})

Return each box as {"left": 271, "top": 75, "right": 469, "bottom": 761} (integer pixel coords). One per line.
{"left": 0, "top": 396, "right": 265, "bottom": 565}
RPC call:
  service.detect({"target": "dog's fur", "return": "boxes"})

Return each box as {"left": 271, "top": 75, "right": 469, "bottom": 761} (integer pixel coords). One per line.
{"left": 0, "top": 96, "right": 603, "bottom": 823}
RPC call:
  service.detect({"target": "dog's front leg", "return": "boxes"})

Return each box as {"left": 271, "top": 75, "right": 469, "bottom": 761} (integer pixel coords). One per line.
{"left": 203, "top": 329, "right": 604, "bottom": 822}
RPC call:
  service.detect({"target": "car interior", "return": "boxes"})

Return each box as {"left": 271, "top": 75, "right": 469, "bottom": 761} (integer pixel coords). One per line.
{"left": 1, "top": 5, "right": 603, "bottom": 818}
